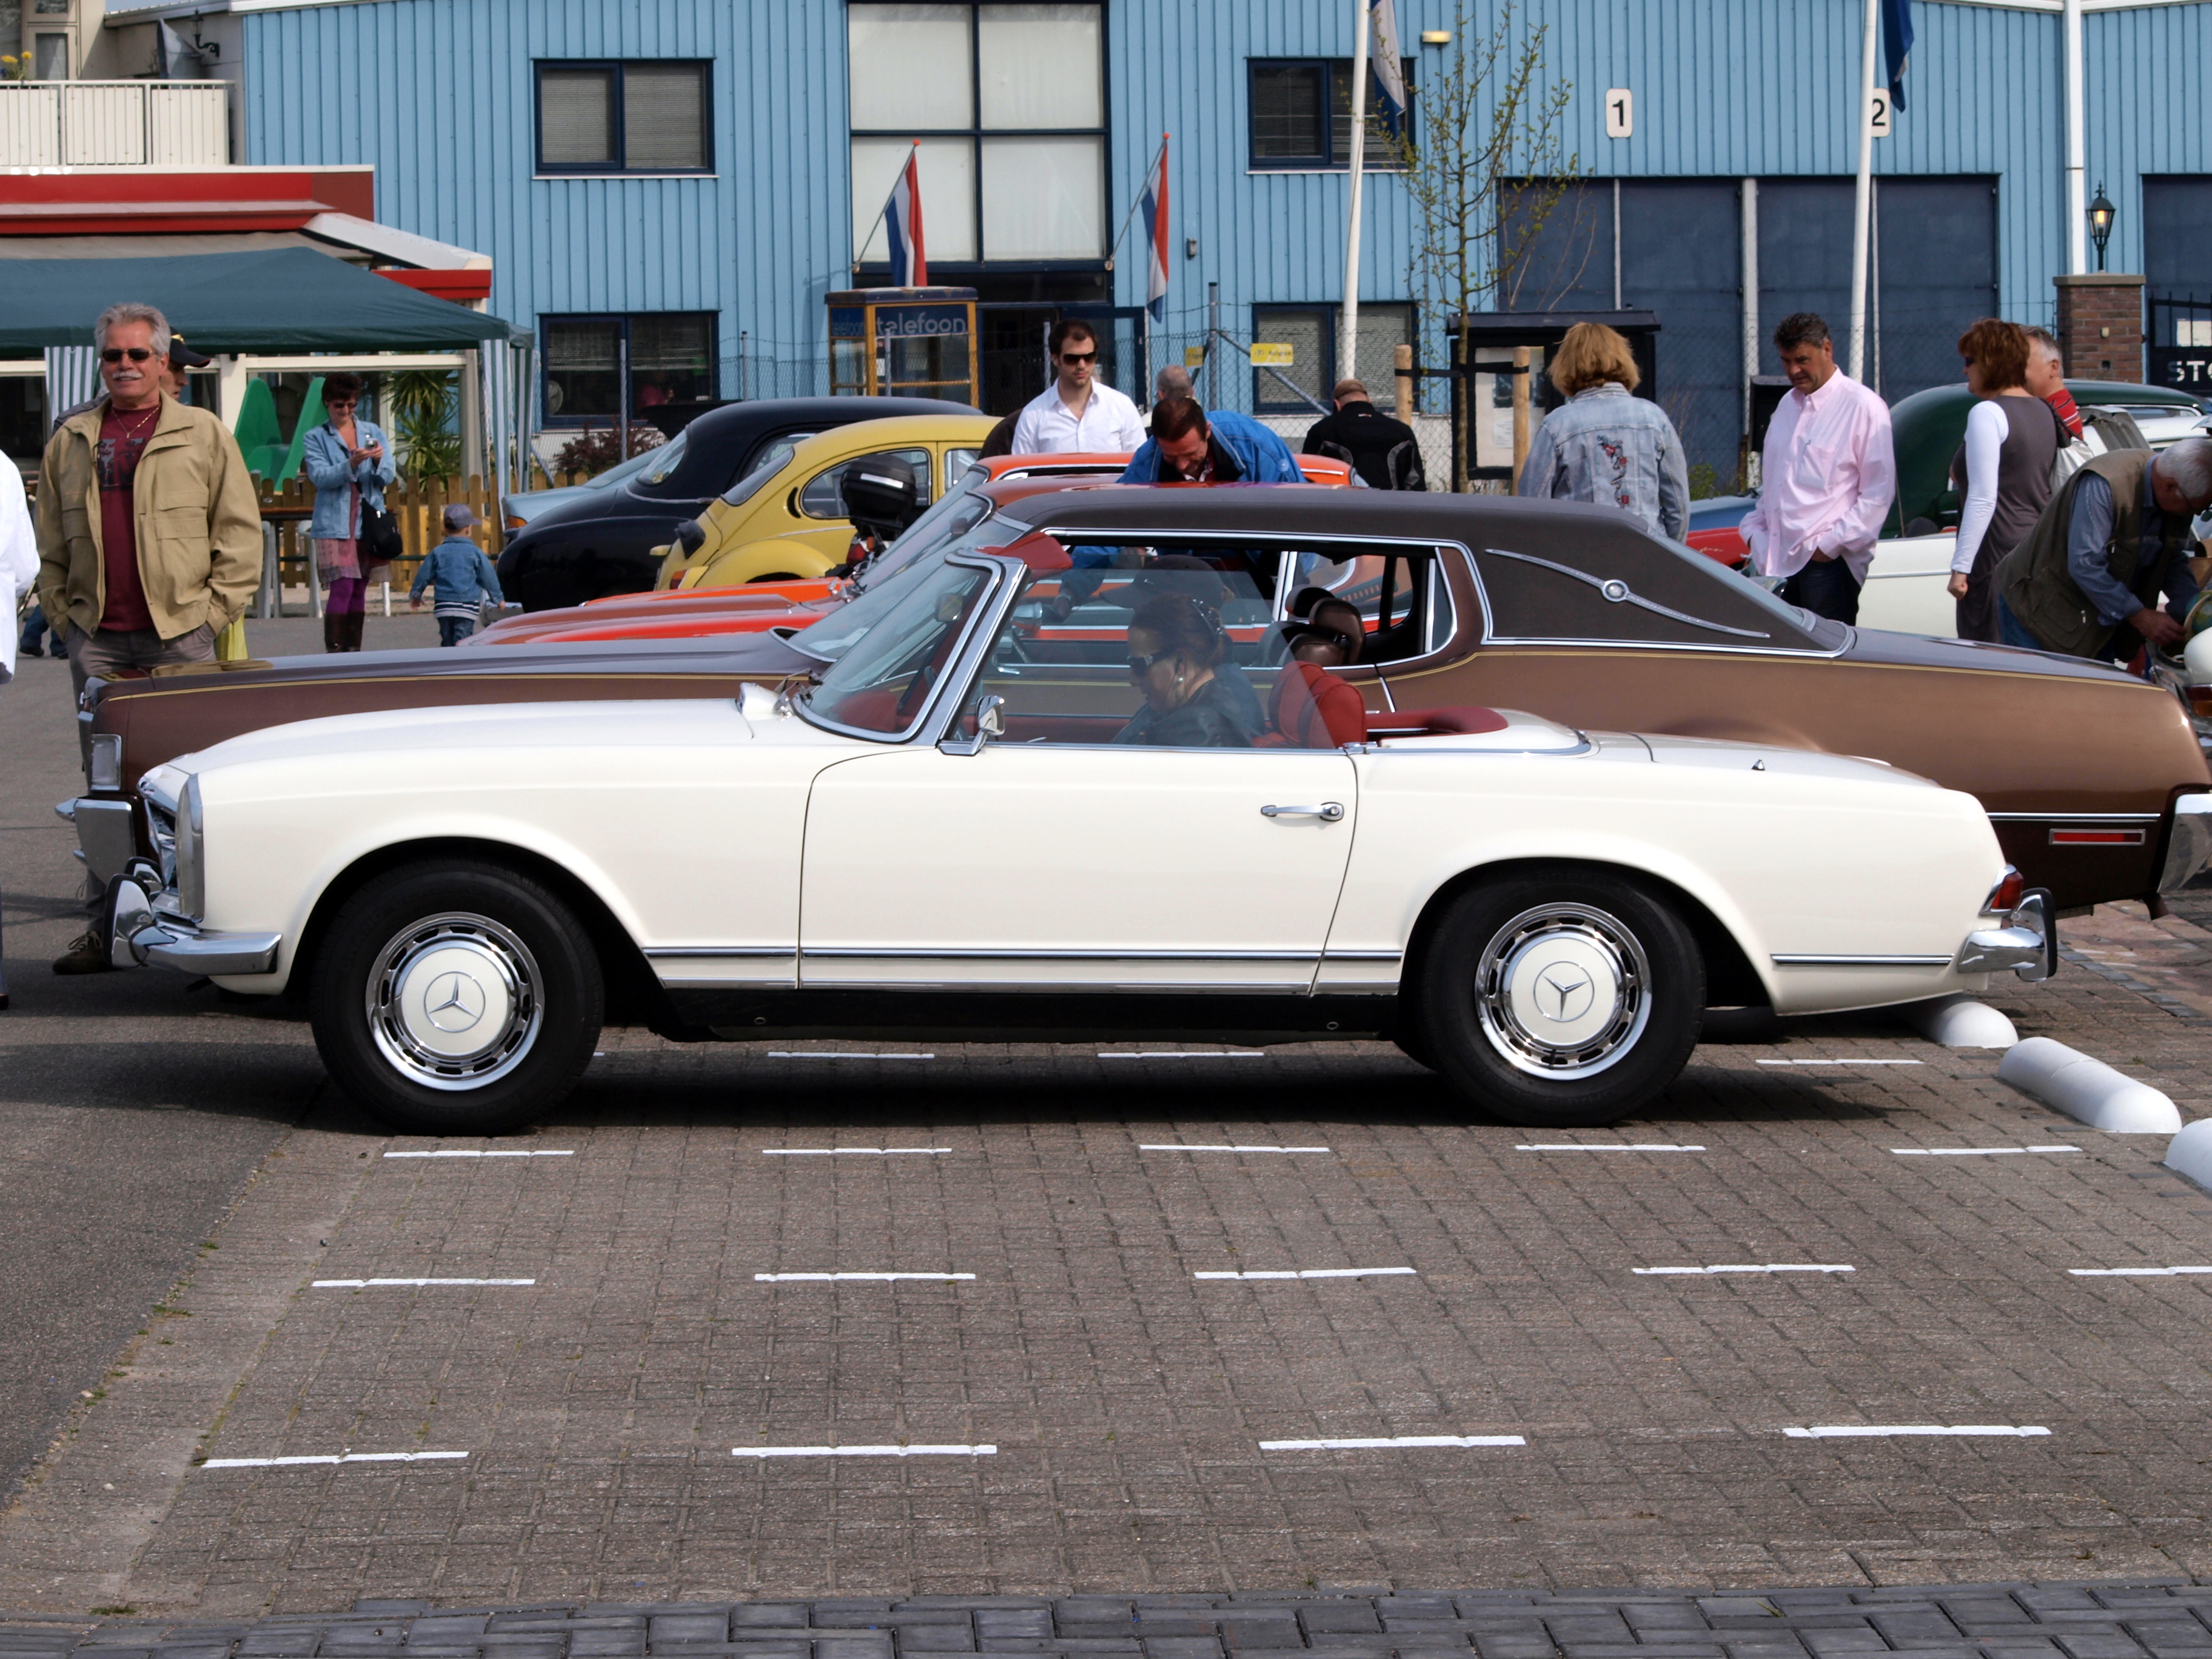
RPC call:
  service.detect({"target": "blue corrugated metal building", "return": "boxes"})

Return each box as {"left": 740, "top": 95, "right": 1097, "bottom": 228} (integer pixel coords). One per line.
{"left": 139, "top": 0, "right": 2212, "bottom": 472}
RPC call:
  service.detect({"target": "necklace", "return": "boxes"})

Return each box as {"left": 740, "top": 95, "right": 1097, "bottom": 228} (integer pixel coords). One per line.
{"left": 110, "top": 402, "right": 159, "bottom": 436}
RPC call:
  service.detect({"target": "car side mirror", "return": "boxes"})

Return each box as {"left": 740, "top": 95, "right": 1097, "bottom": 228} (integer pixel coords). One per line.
{"left": 675, "top": 520, "right": 706, "bottom": 555}
{"left": 940, "top": 693, "right": 1005, "bottom": 757}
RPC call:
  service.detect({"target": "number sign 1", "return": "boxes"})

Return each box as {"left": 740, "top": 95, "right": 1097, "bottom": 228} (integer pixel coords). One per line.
{"left": 1605, "top": 88, "right": 1632, "bottom": 139}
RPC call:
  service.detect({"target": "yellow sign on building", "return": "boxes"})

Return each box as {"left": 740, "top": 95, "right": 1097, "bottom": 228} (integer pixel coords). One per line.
{"left": 1250, "top": 342, "right": 1296, "bottom": 366}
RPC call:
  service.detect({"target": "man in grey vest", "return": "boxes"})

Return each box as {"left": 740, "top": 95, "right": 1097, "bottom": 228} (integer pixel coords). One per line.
{"left": 1995, "top": 438, "right": 2212, "bottom": 662}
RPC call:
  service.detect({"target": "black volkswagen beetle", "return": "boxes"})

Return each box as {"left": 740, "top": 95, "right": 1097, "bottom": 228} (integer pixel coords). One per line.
{"left": 500, "top": 395, "right": 979, "bottom": 611}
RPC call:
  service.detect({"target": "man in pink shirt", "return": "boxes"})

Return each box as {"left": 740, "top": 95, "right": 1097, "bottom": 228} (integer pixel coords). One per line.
{"left": 1740, "top": 312, "right": 1897, "bottom": 625}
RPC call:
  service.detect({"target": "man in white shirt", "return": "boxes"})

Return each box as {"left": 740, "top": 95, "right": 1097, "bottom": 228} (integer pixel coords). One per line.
{"left": 1740, "top": 312, "right": 1897, "bottom": 625}
{"left": 1011, "top": 319, "right": 1145, "bottom": 455}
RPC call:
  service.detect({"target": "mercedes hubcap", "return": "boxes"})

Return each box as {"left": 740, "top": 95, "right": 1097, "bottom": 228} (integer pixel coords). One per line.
{"left": 366, "top": 912, "right": 541, "bottom": 1091}
{"left": 1475, "top": 902, "right": 1650, "bottom": 1079}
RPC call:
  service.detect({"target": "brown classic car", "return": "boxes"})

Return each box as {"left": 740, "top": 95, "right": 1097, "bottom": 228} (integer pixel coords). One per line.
{"left": 69, "top": 486, "right": 2211, "bottom": 925}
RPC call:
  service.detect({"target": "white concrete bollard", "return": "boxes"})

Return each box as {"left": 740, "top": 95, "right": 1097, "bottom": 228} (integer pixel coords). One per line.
{"left": 1895, "top": 995, "right": 2019, "bottom": 1049}
{"left": 1996, "top": 1036, "right": 2182, "bottom": 1133}
{"left": 2165, "top": 1119, "right": 2212, "bottom": 1191}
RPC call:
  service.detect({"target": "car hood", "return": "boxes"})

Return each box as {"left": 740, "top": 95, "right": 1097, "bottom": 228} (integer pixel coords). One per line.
{"left": 93, "top": 631, "right": 819, "bottom": 710}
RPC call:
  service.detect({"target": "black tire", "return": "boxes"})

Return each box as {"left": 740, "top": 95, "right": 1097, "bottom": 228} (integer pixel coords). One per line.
{"left": 1413, "top": 866, "right": 1703, "bottom": 1127}
{"left": 309, "top": 859, "right": 603, "bottom": 1134}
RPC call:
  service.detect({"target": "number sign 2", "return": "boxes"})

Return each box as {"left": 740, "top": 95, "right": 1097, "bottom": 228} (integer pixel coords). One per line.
{"left": 1868, "top": 89, "right": 1892, "bottom": 138}
{"left": 1604, "top": 88, "right": 1632, "bottom": 139}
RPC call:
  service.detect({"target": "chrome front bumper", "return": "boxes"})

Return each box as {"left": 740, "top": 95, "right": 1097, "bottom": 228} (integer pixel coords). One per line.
{"left": 2160, "top": 793, "right": 2212, "bottom": 894}
{"left": 102, "top": 873, "right": 281, "bottom": 977}
{"left": 1953, "top": 888, "right": 2057, "bottom": 982}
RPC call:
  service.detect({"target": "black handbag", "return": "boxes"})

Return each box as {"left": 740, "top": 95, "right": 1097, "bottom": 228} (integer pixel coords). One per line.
{"left": 357, "top": 494, "right": 403, "bottom": 569}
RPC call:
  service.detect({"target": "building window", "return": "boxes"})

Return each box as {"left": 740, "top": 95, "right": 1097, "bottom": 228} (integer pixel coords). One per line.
{"left": 542, "top": 313, "right": 716, "bottom": 424}
{"left": 1252, "top": 303, "right": 1415, "bottom": 414}
{"left": 848, "top": 3, "right": 1105, "bottom": 267}
{"left": 1248, "top": 58, "right": 1413, "bottom": 170}
{"left": 536, "top": 61, "right": 711, "bottom": 175}
{"left": 31, "top": 32, "right": 69, "bottom": 79}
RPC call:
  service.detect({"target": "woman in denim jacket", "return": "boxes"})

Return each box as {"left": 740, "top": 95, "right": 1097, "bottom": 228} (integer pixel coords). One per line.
{"left": 301, "top": 372, "right": 397, "bottom": 652}
{"left": 1515, "top": 323, "right": 1690, "bottom": 541}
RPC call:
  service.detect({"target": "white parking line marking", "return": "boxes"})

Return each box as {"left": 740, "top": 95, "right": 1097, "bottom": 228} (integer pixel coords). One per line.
{"left": 312, "top": 1278, "right": 536, "bottom": 1288}
{"left": 1783, "top": 1425, "right": 2049, "bottom": 1438}
{"left": 1518, "top": 1143, "right": 1706, "bottom": 1152}
{"left": 1138, "top": 1144, "right": 1331, "bottom": 1153}
{"left": 1757, "top": 1058, "right": 1923, "bottom": 1065}
{"left": 732, "top": 1444, "right": 994, "bottom": 1458}
{"left": 1635, "top": 1264, "right": 1855, "bottom": 1275}
{"left": 1195, "top": 1267, "right": 1416, "bottom": 1280}
{"left": 762, "top": 1148, "right": 951, "bottom": 1156}
{"left": 756, "top": 1282, "right": 973, "bottom": 1292}
{"left": 1259, "top": 1435, "right": 1525, "bottom": 1450}
{"left": 1100, "top": 1051, "right": 1265, "bottom": 1059}
{"left": 383, "top": 1150, "right": 574, "bottom": 1158}
{"left": 201, "top": 1451, "right": 469, "bottom": 1468}
{"left": 1894, "top": 1145, "right": 2080, "bottom": 1156}
{"left": 2069, "top": 1265, "right": 2212, "bottom": 1276}
{"left": 765, "top": 1051, "right": 936, "bottom": 1059}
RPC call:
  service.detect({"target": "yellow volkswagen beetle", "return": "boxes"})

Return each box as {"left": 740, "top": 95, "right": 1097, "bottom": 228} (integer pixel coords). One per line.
{"left": 655, "top": 414, "right": 997, "bottom": 589}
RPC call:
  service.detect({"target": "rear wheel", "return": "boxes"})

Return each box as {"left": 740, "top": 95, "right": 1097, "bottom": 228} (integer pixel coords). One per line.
{"left": 309, "top": 860, "right": 603, "bottom": 1134}
{"left": 1415, "top": 867, "right": 1703, "bottom": 1127}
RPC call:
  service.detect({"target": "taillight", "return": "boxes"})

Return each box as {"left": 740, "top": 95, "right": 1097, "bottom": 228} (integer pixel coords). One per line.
{"left": 505, "top": 516, "right": 526, "bottom": 532}
{"left": 1983, "top": 865, "right": 2025, "bottom": 914}
{"left": 2189, "top": 685, "right": 2212, "bottom": 718}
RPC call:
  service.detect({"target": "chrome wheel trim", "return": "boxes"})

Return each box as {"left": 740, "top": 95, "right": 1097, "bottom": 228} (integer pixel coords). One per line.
{"left": 365, "top": 911, "right": 543, "bottom": 1093}
{"left": 1475, "top": 902, "right": 1651, "bottom": 1081}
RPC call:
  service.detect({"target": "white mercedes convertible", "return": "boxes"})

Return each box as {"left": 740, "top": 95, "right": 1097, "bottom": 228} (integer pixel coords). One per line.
{"left": 100, "top": 519, "right": 2054, "bottom": 1133}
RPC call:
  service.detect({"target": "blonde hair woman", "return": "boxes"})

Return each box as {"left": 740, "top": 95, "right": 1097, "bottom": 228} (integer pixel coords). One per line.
{"left": 1515, "top": 321, "right": 1690, "bottom": 540}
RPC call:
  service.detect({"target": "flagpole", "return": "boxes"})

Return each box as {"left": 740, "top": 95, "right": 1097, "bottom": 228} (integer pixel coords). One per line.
{"left": 1339, "top": 0, "right": 1371, "bottom": 391}
{"left": 1847, "top": 0, "right": 1878, "bottom": 380}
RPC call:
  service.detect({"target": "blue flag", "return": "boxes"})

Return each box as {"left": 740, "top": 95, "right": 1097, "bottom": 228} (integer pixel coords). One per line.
{"left": 1882, "top": 0, "right": 1914, "bottom": 113}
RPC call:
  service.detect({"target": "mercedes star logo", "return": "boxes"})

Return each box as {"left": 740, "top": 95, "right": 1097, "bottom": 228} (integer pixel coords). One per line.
{"left": 423, "top": 971, "right": 488, "bottom": 1033}
{"left": 1535, "top": 963, "right": 1595, "bottom": 1022}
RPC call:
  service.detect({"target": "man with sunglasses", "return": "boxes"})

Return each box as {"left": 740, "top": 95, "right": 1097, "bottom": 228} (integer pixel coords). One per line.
{"left": 35, "top": 300, "right": 260, "bottom": 973}
{"left": 1010, "top": 318, "right": 1144, "bottom": 455}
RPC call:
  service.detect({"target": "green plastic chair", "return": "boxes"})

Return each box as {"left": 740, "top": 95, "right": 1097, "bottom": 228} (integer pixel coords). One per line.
{"left": 233, "top": 379, "right": 283, "bottom": 478}
{"left": 273, "top": 376, "right": 326, "bottom": 486}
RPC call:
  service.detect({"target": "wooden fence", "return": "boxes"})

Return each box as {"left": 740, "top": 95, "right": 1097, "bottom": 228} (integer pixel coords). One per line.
{"left": 257, "top": 475, "right": 506, "bottom": 605}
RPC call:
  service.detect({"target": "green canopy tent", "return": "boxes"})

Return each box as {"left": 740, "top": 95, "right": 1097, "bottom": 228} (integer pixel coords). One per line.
{"left": 0, "top": 246, "right": 519, "bottom": 353}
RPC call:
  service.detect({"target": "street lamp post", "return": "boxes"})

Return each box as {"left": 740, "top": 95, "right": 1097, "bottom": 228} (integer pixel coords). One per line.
{"left": 2087, "top": 182, "right": 2116, "bottom": 273}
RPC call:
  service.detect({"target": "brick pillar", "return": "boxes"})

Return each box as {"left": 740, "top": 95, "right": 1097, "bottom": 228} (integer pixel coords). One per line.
{"left": 2054, "top": 273, "right": 2146, "bottom": 381}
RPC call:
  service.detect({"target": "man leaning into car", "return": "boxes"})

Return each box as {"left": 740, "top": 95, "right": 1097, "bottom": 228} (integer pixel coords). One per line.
{"left": 35, "top": 300, "right": 261, "bottom": 975}
{"left": 1995, "top": 437, "right": 2212, "bottom": 664}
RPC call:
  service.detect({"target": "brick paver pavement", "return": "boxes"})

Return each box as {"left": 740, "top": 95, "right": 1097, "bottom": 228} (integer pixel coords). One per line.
{"left": 4, "top": 934, "right": 2212, "bottom": 1612}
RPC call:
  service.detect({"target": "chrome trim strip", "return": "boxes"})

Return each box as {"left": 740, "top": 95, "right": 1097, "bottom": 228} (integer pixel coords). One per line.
{"left": 1987, "top": 811, "right": 2160, "bottom": 822}
{"left": 790, "top": 978, "right": 1312, "bottom": 996}
{"left": 801, "top": 947, "right": 1321, "bottom": 962}
{"left": 1321, "top": 950, "right": 1402, "bottom": 962}
{"left": 645, "top": 947, "right": 794, "bottom": 959}
{"left": 1771, "top": 953, "right": 1953, "bottom": 967}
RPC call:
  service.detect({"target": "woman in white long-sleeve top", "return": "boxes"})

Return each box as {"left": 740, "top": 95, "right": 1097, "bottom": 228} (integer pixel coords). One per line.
{"left": 1947, "top": 319, "right": 2061, "bottom": 643}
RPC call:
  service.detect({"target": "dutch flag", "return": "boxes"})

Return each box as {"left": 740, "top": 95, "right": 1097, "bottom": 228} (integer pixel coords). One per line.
{"left": 882, "top": 146, "right": 927, "bottom": 287}
{"left": 1138, "top": 135, "right": 1170, "bottom": 324}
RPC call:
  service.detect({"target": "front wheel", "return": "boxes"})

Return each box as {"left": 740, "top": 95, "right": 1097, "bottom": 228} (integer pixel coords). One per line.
{"left": 1415, "top": 867, "right": 1703, "bottom": 1127}
{"left": 309, "top": 860, "right": 603, "bottom": 1134}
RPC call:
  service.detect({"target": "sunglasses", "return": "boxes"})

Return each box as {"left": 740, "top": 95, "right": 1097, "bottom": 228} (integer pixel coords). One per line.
{"left": 101, "top": 348, "right": 155, "bottom": 364}
{"left": 1125, "top": 648, "right": 1173, "bottom": 677}
{"left": 1059, "top": 350, "right": 1097, "bottom": 364}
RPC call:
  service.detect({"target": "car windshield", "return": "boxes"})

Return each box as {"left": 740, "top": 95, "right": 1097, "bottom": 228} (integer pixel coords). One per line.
{"left": 577, "top": 446, "right": 663, "bottom": 493}
{"left": 789, "top": 509, "right": 1020, "bottom": 665}
{"left": 634, "top": 431, "right": 689, "bottom": 487}
{"left": 847, "top": 467, "right": 998, "bottom": 592}
{"left": 800, "top": 554, "right": 997, "bottom": 738}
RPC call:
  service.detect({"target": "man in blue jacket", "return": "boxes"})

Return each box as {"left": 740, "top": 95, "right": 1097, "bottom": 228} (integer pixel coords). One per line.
{"left": 1119, "top": 397, "right": 1304, "bottom": 485}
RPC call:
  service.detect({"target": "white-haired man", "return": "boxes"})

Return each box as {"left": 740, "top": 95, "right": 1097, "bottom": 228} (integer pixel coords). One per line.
{"left": 1996, "top": 436, "right": 2212, "bottom": 662}
{"left": 36, "top": 300, "right": 260, "bottom": 973}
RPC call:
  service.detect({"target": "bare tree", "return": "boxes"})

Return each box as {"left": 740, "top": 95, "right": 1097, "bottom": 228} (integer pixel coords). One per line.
{"left": 1384, "top": 1, "right": 1581, "bottom": 489}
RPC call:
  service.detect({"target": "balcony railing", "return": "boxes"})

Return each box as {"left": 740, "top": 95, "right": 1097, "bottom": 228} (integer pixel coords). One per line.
{"left": 0, "top": 80, "right": 229, "bottom": 167}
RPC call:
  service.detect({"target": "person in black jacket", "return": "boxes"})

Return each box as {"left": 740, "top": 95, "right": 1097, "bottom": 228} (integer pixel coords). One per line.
{"left": 1114, "top": 593, "right": 1256, "bottom": 748}
{"left": 1302, "top": 377, "right": 1425, "bottom": 491}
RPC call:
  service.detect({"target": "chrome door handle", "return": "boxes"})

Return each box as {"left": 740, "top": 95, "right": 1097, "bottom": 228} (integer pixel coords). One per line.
{"left": 1261, "top": 802, "right": 1345, "bottom": 822}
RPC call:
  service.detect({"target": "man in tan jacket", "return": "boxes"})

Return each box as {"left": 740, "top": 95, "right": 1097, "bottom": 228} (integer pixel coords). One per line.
{"left": 36, "top": 301, "right": 260, "bottom": 701}
{"left": 36, "top": 300, "right": 261, "bottom": 974}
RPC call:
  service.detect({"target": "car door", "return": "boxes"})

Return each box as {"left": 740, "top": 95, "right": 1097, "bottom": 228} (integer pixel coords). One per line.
{"left": 797, "top": 743, "right": 1357, "bottom": 992}
{"left": 796, "top": 551, "right": 1358, "bottom": 993}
